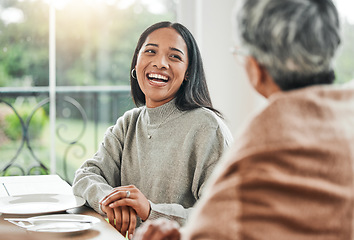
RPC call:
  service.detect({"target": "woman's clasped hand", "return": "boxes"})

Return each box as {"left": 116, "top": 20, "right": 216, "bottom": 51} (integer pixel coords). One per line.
{"left": 100, "top": 185, "right": 151, "bottom": 237}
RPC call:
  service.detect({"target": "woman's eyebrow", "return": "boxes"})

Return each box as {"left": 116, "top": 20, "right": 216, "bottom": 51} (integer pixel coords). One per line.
{"left": 144, "top": 43, "right": 185, "bottom": 55}
{"left": 170, "top": 47, "right": 185, "bottom": 55}
{"left": 145, "top": 43, "right": 158, "bottom": 47}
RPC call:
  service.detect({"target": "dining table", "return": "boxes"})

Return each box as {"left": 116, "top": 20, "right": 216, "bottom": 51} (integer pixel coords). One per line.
{"left": 0, "top": 175, "right": 126, "bottom": 240}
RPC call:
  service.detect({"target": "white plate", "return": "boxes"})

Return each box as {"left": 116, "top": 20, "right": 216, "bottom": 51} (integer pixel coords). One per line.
{"left": 26, "top": 214, "right": 100, "bottom": 233}
{"left": 0, "top": 194, "right": 86, "bottom": 214}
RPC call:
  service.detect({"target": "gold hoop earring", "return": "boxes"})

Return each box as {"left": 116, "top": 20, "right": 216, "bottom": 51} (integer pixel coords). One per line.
{"left": 131, "top": 69, "right": 137, "bottom": 79}
{"left": 184, "top": 72, "right": 189, "bottom": 81}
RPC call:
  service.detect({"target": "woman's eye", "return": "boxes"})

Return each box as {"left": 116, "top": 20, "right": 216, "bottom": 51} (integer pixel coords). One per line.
{"left": 170, "top": 54, "right": 182, "bottom": 61}
{"left": 144, "top": 49, "right": 155, "bottom": 54}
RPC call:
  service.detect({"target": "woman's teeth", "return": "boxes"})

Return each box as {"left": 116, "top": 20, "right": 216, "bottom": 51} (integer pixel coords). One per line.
{"left": 147, "top": 73, "right": 169, "bottom": 82}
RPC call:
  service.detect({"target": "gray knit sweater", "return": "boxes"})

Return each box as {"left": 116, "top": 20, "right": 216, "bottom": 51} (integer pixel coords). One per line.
{"left": 72, "top": 99, "right": 233, "bottom": 226}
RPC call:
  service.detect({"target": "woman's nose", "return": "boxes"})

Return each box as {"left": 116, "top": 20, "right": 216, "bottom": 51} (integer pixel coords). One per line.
{"left": 152, "top": 54, "right": 168, "bottom": 69}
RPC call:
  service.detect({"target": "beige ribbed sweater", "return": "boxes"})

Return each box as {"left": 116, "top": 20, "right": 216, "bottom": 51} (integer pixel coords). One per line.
{"left": 184, "top": 84, "right": 354, "bottom": 240}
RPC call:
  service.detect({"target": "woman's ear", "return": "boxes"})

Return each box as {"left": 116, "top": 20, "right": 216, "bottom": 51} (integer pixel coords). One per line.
{"left": 245, "top": 56, "right": 281, "bottom": 98}
{"left": 245, "top": 56, "right": 264, "bottom": 89}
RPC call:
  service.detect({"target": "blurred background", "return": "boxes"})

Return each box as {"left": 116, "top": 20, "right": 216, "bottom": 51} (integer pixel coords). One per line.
{"left": 0, "top": 0, "right": 353, "bottom": 183}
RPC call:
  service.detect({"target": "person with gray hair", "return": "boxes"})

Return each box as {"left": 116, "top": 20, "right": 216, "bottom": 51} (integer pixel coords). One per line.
{"left": 133, "top": 0, "right": 354, "bottom": 239}
{"left": 235, "top": 0, "right": 341, "bottom": 91}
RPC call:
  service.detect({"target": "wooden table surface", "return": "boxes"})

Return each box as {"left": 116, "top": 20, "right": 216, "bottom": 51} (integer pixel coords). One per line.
{"left": 0, "top": 175, "right": 126, "bottom": 240}
{"left": 0, "top": 206, "right": 126, "bottom": 240}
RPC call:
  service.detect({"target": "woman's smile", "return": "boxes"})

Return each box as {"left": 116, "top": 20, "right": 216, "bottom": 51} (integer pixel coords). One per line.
{"left": 146, "top": 72, "right": 170, "bottom": 86}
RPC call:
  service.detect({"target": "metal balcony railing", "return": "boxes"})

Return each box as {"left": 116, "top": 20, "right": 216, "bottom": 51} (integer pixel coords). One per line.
{"left": 0, "top": 86, "right": 132, "bottom": 183}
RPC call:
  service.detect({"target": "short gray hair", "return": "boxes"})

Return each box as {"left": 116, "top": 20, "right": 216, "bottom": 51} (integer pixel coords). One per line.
{"left": 233, "top": 0, "right": 341, "bottom": 90}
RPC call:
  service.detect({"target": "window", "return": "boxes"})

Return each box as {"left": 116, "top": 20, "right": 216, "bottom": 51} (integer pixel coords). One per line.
{"left": 0, "top": 0, "right": 177, "bottom": 182}
{"left": 333, "top": 0, "right": 354, "bottom": 84}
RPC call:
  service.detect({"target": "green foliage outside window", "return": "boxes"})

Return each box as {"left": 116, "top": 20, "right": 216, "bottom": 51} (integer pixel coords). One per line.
{"left": 2, "top": 104, "right": 48, "bottom": 141}
{"left": 0, "top": 0, "right": 176, "bottom": 87}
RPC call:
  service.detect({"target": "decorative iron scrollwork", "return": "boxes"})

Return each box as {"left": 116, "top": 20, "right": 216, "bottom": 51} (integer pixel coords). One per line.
{"left": 0, "top": 96, "right": 87, "bottom": 183}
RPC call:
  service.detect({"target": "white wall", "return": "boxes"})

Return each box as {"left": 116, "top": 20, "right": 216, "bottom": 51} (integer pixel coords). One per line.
{"left": 177, "top": 0, "right": 265, "bottom": 136}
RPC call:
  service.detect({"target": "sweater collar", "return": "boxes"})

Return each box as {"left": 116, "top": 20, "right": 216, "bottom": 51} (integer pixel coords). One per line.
{"left": 145, "top": 99, "right": 179, "bottom": 124}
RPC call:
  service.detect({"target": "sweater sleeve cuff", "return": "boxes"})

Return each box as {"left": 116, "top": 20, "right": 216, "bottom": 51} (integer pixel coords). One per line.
{"left": 146, "top": 201, "right": 185, "bottom": 226}
{"left": 95, "top": 196, "right": 106, "bottom": 215}
{"left": 148, "top": 201, "right": 173, "bottom": 221}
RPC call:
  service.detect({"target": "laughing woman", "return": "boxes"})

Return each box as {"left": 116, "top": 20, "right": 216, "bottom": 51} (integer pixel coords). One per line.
{"left": 72, "top": 21, "right": 232, "bottom": 238}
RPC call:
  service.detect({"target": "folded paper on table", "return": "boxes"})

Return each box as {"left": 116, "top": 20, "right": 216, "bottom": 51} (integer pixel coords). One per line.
{"left": 0, "top": 175, "right": 73, "bottom": 196}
